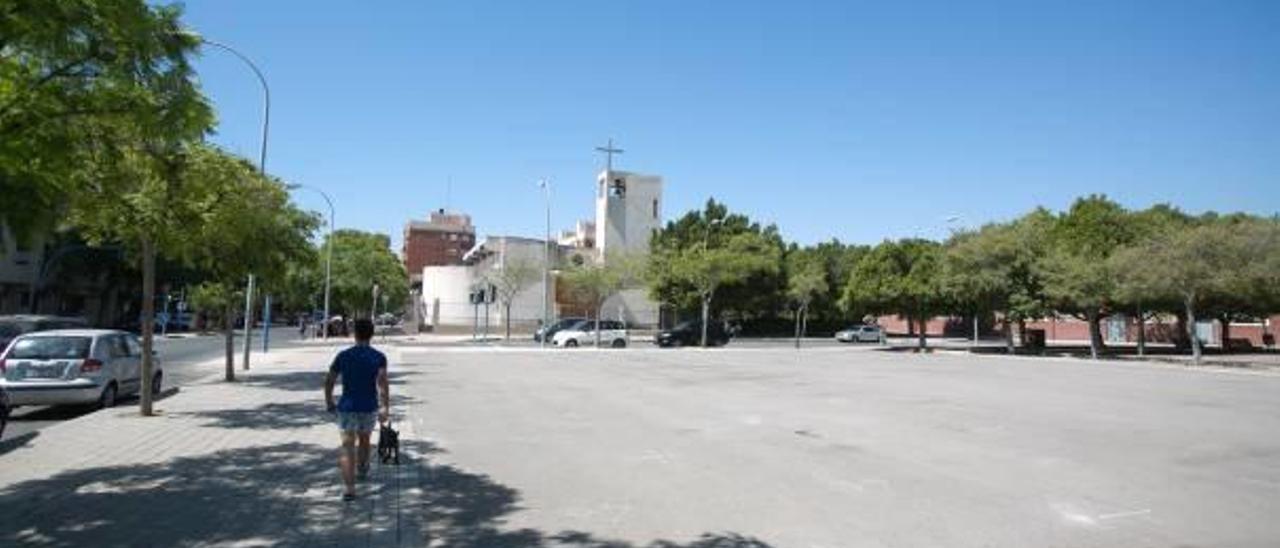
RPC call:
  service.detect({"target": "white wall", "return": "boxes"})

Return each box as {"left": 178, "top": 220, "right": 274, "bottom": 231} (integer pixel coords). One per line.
{"left": 595, "top": 170, "right": 663, "bottom": 259}
{"left": 482, "top": 237, "right": 554, "bottom": 328}
{"left": 422, "top": 236, "right": 559, "bottom": 329}
{"left": 602, "top": 288, "right": 660, "bottom": 328}
{"left": 421, "top": 265, "right": 477, "bottom": 327}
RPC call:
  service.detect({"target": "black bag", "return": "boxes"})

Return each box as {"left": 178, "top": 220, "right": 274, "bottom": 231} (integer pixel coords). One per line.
{"left": 377, "top": 420, "right": 400, "bottom": 465}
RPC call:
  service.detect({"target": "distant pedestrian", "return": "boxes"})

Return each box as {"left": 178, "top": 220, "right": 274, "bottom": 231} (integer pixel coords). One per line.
{"left": 299, "top": 316, "right": 309, "bottom": 340}
{"left": 323, "top": 318, "right": 390, "bottom": 501}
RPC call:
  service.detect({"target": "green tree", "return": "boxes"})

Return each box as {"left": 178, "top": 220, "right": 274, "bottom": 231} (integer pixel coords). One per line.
{"left": 186, "top": 146, "right": 319, "bottom": 381}
{"left": 1111, "top": 205, "right": 1194, "bottom": 355}
{"left": 560, "top": 253, "right": 644, "bottom": 346}
{"left": 785, "top": 252, "right": 828, "bottom": 348}
{"left": 1111, "top": 221, "right": 1245, "bottom": 364}
{"left": 842, "top": 238, "right": 947, "bottom": 350}
{"left": 275, "top": 260, "right": 323, "bottom": 320}
{"left": 653, "top": 232, "right": 781, "bottom": 347}
{"left": 1041, "top": 195, "right": 1136, "bottom": 359}
{"left": 482, "top": 258, "right": 541, "bottom": 340}
{"left": 1, "top": 0, "right": 204, "bottom": 243}
{"left": 648, "top": 199, "right": 787, "bottom": 323}
{"left": 327, "top": 230, "right": 408, "bottom": 319}
{"left": 943, "top": 209, "right": 1053, "bottom": 352}
{"left": 798, "top": 240, "right": 869, "bottom": 325}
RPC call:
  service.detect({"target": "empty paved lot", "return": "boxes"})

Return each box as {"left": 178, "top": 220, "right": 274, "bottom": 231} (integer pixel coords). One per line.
{"left": 398, "top": 346, "right": 1280, "bottom": 547}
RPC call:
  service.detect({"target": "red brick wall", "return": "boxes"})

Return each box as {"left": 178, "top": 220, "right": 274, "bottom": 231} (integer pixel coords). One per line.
{"left": 875, "top": 314, "right": 1280, "bottom": 347}
{"left": 1218, "top": 316, "right": 1280, "bottom": 347}
{"left": 403, "top": 228, "right": 474, "bottom": 274}
{"left": 876, "top": 315, "right": 952, "bottom": 336}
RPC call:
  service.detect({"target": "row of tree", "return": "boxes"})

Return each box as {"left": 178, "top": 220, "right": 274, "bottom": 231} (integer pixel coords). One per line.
{"left": 555, "top": 197, "right": 1279, "bottom": 361}
{"left": 2, "top": 1, "right": 409, "bottom": 414}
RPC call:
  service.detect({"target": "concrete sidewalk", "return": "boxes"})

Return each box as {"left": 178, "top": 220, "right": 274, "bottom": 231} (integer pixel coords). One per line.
{"left": 0, "top": 343, "right": 428, "bottom": 548}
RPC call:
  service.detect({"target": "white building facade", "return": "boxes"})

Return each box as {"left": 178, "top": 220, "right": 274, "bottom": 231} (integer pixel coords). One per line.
{"left": 416, "top": 166, "right": 666, "bottom": 332}
{"left": 593, "top": 170, "right": 663, "bottom": 328}
{"left": 420, "top": 236, "right": 559, "bottom": 332}
{"left": 595, "top": 170, "right": 663, "bottom": 259}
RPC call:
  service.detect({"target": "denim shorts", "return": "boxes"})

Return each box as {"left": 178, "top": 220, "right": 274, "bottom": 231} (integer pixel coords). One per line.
{"left": 336, "top": 411, "right": 376, "bottom": 433}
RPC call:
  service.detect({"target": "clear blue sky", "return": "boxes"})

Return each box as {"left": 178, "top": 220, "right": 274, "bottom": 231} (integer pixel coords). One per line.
{"left": 180, "top": 0, "right": 1279, "bottom": 249}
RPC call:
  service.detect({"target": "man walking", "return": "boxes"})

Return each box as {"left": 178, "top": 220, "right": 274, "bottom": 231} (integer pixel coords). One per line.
{"left": 324, "top": 318, "right": 390, "bottom": 501}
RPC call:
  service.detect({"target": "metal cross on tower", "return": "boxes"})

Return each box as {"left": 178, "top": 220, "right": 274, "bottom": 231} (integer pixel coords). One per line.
{"left": 595, "top": 138, "right": 624, "bottom": 173}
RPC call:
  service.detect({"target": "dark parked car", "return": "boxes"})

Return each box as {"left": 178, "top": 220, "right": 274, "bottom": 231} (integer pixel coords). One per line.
{"left": 534, "top": 317, "right": 588, "bottom": 343}
{"left": 0, "top": 315, "right": 89, "bottom": 352}
{"left": 656, "top": 319, "right": 731, "bottom": 347}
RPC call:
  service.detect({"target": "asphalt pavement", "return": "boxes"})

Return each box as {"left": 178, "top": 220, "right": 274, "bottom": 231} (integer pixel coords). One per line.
{"left": 4, "top": 328, "right": 303, "bottom": 438}
{"left": 398, "top": 346, "right": 1280, "bottom": 546}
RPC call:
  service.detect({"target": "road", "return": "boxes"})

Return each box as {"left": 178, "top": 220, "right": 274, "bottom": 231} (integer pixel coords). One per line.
{"left": 396, "top": 346, "right": 1280, "bottom": 546}
{"left": 5, "top": 328, "right": 303, "bottom": 439}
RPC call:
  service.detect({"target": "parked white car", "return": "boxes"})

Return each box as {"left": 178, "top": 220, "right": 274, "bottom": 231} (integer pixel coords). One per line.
{"left": 0, "top": 329, "right": 162, "bottom": 409}
{"left": 835, "top": 325, "right": 884, "bottom": 343}
{"left": 552, "top": 320, "right": 629, "bottom": 348}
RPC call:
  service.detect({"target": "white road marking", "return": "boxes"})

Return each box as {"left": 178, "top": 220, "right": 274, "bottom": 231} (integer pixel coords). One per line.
{"left": 1099, "top": 509, "right": 1152, "bottom": 520}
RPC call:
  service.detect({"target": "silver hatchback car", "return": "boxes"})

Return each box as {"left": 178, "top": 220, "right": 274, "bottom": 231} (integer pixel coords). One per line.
{"left": 835, "top": 324, "right": 884, "bottom": 343}
{"left": 0, "top": 329, "right": 162, "bottom": 409}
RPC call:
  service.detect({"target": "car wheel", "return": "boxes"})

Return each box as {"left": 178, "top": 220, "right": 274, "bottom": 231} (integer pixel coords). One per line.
{"left": 151, "top": 372, "right": 163, "bottom": 396}
{"left": 565, "top": 339, "right": 579, "bottom": 348}
{"left": 611, "top": 339, "right": 627, "bottom": 348}
{"left": 98, "top": 383, "right": 118, "bottom": 409}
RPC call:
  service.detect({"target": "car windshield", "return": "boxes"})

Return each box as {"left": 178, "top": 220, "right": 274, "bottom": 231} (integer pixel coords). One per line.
{"left": 7, "top": 336, "right": 93, "bottom": 360}
{"left": 673, "top": 320, "right": 700, "bottom": 331}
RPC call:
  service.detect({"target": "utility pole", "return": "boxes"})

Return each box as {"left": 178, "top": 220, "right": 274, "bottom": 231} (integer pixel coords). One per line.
{"left": 199, "top": 36, "right": 271, "bottom": 360}
{"left": 539, "top": 179, "right": 551, "bottom": 349}
{"left": 483, "top": 285, "right": 491, "bottom": 341}
{"left": 262, "top": 294, "right": 272, "bottom": 352}
{"left": 242, "top": 274, "right": 254, "bottom": 370}
{"left": 471, "top": 288, "right": 479, "bottom": 341}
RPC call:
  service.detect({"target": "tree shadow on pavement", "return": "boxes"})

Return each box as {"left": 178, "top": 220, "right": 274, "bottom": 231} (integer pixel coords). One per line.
{"left": 176, "top": 397, "right": 418, "bottom": 431}
{"left": 234, "top": 370, "right": 419, "bottom": 393}
{"left": 0, "top": 431, "right": 38, "bottom": 457}
{"left": 0, "top": 439, "right": 772, "bottom": 548}
{"left": 179, "top": 401, "right": 333, "bottom": 430}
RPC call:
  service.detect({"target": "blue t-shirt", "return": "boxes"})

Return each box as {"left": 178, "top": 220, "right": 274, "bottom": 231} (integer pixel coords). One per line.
{"left": 329, "top": 345, "right": 387, "bottom": 413}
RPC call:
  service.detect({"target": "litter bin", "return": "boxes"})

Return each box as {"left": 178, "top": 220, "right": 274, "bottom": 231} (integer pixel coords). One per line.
{"left": 1024, "top": 329, "right": 1046, "bottom": 351}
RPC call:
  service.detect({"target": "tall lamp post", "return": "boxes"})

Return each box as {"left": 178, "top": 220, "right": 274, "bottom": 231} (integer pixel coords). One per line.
{"left": 288, "top": 184, "right": 335, "bottom": 340}
{"left": 194, "top": 35, "right": 271, "bottom": 368}
{"left": 941, "top": 215, "right": 977, "bottom": 346}
{"left": 539, "top": 179, "right": 551, "bottom": 349}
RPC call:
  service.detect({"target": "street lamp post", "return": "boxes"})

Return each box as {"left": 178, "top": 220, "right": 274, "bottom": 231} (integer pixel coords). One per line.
{"left": 539, "top": 179, "right": 551, "bottom": 350}
{"left": 199, "top": 39, "right": 270, "bottom": 172}
{"left": 197, "top": 36, "right": 271, "bottom": 365}
{"left": 288, "top": 184, "right": 335, "bottom": 340}
{"left": 941, "top": 215, "right": 978, "bottom": 347}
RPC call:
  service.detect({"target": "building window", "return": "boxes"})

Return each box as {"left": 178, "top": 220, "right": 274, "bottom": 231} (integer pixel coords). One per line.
{"left": 449, "top": 234, "right": 457, "bottom": 241}
{"left": 652, "top": 199, "right": 659, "bottom": 219}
